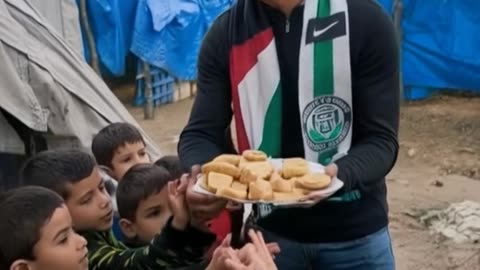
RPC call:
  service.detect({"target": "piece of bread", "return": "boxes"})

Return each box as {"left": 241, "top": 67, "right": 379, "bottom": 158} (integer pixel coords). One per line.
{"left": 217, "top": 187, "right": 247, "bottom": 200}
{"left": 242, "top": 150, "right": 268, "bottom": 162}
{"left": 213, "top": 154, "right": 241, "bottom": 166}
{"left": 297, "top": 173, "right": 331, "bottom": 190}
{"left": 293, "top": 187, "right": 310, "bottom": 195}
{"left": 231, "top": 181, "right": 248, "bottom": 192}
{"left": 270, "top": 171, "right": 282, "bottom": 181}
{"left": 202, "top": 161, "right": 241, "bottom": 178}
{"left": 199, "top": 176, "right": 216, "bottom": 193}
{"left": 248, "top": 179, "right": 273, "bottom": 201}
{"left": 238, "top": 156, "right": 249, "bottom": 169}
{"left": 271, "top": 176, "right": 293, "bottom": 193}
{"left": 282, "top": 158, "right": 309, "bottom": 179}
{"left": 238, "top": 167, "right": 257, "bottom": 184}
{"left": 207, "top": 172, "right": 233, "bottom": 192}
{"left": 243, "top": 161, "right": 273, "bottom": 180}
{"left": 273, "top": 192, "right": 303, "bottom": 201}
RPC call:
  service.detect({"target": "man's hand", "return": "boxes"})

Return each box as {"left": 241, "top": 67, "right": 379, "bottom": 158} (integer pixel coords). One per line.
{"left": 167, "top": 176, "right": 189, "bottom": 230}
{"left": 186, "top": 165, "right": 228, "bottom": 228}
{"left": 305, "top": 163, "right": 338, "bottom": 204}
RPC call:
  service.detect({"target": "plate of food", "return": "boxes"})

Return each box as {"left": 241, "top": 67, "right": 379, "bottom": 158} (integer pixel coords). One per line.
{"left": 193, "top": 150, "right": 344, "bottom": 206}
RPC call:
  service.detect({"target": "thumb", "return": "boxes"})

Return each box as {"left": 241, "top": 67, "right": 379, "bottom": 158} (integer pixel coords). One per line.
{"left": 188, "top": 165, "right": 201, "bottom": 187}
{"left": 177, "top": 176, "right": 188, "bottom": 193}
{"left": 324, "top": 163, "right": 338, "bottom": 177}
{"left": 222, "top": 234, "right": 232, "bottom": 247}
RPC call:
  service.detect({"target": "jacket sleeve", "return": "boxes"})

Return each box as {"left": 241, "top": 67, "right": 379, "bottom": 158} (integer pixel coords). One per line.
{"left": 335, "top": 3, "right": 400, "bottom": 192}
{"left": 85, "top": 219, "right": 215, "bottom": 270}
{"left": 178, "top": 13, "right": 233, "bottom": 171}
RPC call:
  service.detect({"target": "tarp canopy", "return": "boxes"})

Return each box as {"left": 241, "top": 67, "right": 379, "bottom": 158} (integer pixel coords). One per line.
{"left": 0, "top": 0, "right": 161, "bottom": 159}
{"left": 378, "top": 0, "right": 480, "bottom": 99}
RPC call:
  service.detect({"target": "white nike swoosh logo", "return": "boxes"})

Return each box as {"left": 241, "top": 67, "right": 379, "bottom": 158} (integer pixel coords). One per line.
{"left": 313, "top": 21, "right": 339, "bottom": 38}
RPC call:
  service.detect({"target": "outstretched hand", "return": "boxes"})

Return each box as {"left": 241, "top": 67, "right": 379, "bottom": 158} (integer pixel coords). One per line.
{"left": 186, "top": 165, "right": 228, "bottom": 229}
{"left": 167, "top": 176, "right": 189, "bottom": 230}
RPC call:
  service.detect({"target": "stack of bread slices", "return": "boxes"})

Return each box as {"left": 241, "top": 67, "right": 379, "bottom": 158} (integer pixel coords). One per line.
{"left": 199, "top": 150, "right": 332, "bottom": 202}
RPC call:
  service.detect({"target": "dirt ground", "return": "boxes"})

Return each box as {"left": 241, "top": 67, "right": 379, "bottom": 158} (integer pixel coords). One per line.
{"left": 118, "top": 86, "right": 480, "bottom": 270}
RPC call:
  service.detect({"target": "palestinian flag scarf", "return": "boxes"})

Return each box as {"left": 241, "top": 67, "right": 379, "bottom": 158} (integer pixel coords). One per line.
{"left": 229, "top": 0, "right": 353, "bottom": 165}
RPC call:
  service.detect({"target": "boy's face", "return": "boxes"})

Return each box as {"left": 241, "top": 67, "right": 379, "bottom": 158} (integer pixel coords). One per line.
{"left": 111, "top": 142, "right": 151, "bottom": 180}
{"left": 65, "top": 167, "right": 113, "bottom": 232}
{"left": 122, "top": 187, "right": 172, "bottom": 244}
{"left": 22, "top": 205, "right": 89, "bottom": 270}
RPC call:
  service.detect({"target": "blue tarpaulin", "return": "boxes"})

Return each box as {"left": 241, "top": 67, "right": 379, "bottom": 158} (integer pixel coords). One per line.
{"left": 378, "top": 0, "right": 480, "bottom": 99}
{"left": 80, "top": 0, "right": 480, "bottom": 100}
{"left": 130, "top": 0, "right": 233, "bottom": 80}
{"left": 79, "top": 0, "right": 137, "bottom": 76}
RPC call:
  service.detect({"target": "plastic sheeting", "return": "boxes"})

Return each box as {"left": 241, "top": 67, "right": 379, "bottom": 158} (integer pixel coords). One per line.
{"left": 130, "top": 0, "right": 233, "bottom": 80}
{"left": 79, "top": 0, "right": 137, "bottom": 76}
{"left": 378, "top": 0, "right": 480, "bottom": 98}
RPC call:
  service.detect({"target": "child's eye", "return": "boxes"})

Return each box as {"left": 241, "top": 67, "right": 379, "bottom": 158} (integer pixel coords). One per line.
{"left": 139, "top": 151, "right": 146, "bottom": 157}
{"left": 147, "top": 210, "right": 160, "bottom": 218}
{"left": 58, "top": 233, "right": 69, "bottom": 245}
{"left": 59, "top": 237, "right": 68, "bottom": 245}
{"left": 81, "top": 197, "right": 92, "bottom": 205}
{"left": 122, "top": 157, "right": 131, "bottom": 163}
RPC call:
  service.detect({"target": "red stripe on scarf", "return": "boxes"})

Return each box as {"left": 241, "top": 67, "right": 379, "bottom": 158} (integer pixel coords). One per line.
{"left": 229, "top": 28, "right": 274, "bottom": 152}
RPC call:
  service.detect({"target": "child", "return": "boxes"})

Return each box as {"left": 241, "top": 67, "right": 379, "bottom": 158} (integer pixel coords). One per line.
{"left": 155, "top": 155, "right": 184, "bottom": 180}
{"left": 92, "top": 122, "right": 151, "bottom": 181}
{"left": 19, "top": 150, "right": 216, "bottom": 270}
{"left": 116, "top": 163, "right": 176, "bottom": 247}
{"left": 91, "top": 122, "right": 152, "bottom": 240}
{"left": 117, "top": 164, "right": 280, "bottom": 270}
{"left": 0, "top": 186, "right": 88, "bottom": 270}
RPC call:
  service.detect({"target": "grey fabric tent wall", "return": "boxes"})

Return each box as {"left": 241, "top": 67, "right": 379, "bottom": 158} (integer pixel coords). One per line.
{"left": 28, "top": 0, "right": 84, "bottom": 57}
{"left": 0, "top": 0, "right": 161, "bottom": 159}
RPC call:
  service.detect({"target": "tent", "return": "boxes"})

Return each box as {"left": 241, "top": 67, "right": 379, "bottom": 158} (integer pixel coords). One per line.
{"left": 0, "top": 0, "right": 161, "bottom": 189}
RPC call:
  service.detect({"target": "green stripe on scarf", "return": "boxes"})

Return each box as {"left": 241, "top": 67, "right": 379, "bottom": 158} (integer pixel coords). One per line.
{"left": 314, "top": 0, "right": 336, "bottom": 165}
{"left": 258, "top": 83, "right": 282, "bottom": 158}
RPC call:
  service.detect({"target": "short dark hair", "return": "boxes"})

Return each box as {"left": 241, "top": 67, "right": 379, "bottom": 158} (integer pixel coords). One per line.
{"left": 0, "top": 186, "right": 64, "bottom": 269}
{"left": 19, "top": 150, "right": 97, "bottom": 199}
{"left": 154, "top": 155, "right": 183, "bottom": 180}
{"left": 91, "top": 123, "right": 145, "bottom": 167}
{"left": 117, "top": 164, "right": 173, "bottom": 221}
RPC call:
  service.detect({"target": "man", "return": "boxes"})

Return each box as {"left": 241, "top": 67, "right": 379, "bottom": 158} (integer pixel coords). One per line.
{"left": 180, "top": 0, "right": 399, "bottom": 269}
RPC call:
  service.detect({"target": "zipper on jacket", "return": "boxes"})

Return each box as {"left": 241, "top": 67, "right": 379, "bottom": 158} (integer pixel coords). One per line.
{"left": 285, "top": 18, "right": 290, "bottom": 33}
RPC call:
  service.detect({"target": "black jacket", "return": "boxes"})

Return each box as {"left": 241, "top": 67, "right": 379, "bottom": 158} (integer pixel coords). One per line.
{"left": 179, "top": 0, "right": 400, "bottom": 242}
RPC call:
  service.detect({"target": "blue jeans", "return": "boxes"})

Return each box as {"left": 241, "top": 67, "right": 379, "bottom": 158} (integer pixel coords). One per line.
{"left": 258, "top": 226, "right": 395, "bottom": 270}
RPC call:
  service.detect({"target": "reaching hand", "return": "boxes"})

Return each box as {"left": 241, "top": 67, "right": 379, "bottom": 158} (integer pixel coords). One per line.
{"left": 167, "top": 175, "right": 189, "bottom": 230}
{"left": 186, "top": 165, "right": 227, "bottom": 229}
{"left": 224, "top": 230, "right": 279, "bottom": 270}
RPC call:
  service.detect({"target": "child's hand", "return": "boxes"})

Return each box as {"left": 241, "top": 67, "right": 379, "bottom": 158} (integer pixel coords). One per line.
{"left": 225, "top": 230, "right": 279, "bottom": 270}
{"left": 186, "top": 166, "right": 228, "bottom": 224}
{"left": 167, "top": 176, "right": 189, "bottom": 230}
{"left": 205, "top": 246, "right": 236, "bottom": 270}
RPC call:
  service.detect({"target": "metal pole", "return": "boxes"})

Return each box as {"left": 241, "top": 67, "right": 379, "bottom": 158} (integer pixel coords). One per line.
{"left": 143, "top": 61, "right": 154, "bottom": 119}
{"left": 393, "top": 0, "right": 404, "bottom": 102}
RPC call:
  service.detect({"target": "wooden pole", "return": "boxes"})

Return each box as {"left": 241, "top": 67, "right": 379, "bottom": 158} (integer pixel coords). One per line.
{"left": 143, "top": 62, "right": 154, "bottom": 119}
{"left": 393, "top": 0, "right": 404, "bottom": 102}
{"left": 79, "top": 0, "right": 100, "bottom": 74}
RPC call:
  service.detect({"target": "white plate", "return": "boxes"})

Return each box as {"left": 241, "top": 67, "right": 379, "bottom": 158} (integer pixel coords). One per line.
{"left": 193, "top": 158, "right": 344, "bottom": 206}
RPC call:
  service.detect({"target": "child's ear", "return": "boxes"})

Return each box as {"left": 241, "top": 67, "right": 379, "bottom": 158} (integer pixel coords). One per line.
{"left": 98, "top": 165, "right": 115, "bottom": 179}
{"left": 119, "top": 218, "right": 137, "bottom": 239}
{"left": 10, "top": 260, "right": 31, "bottom": 270}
